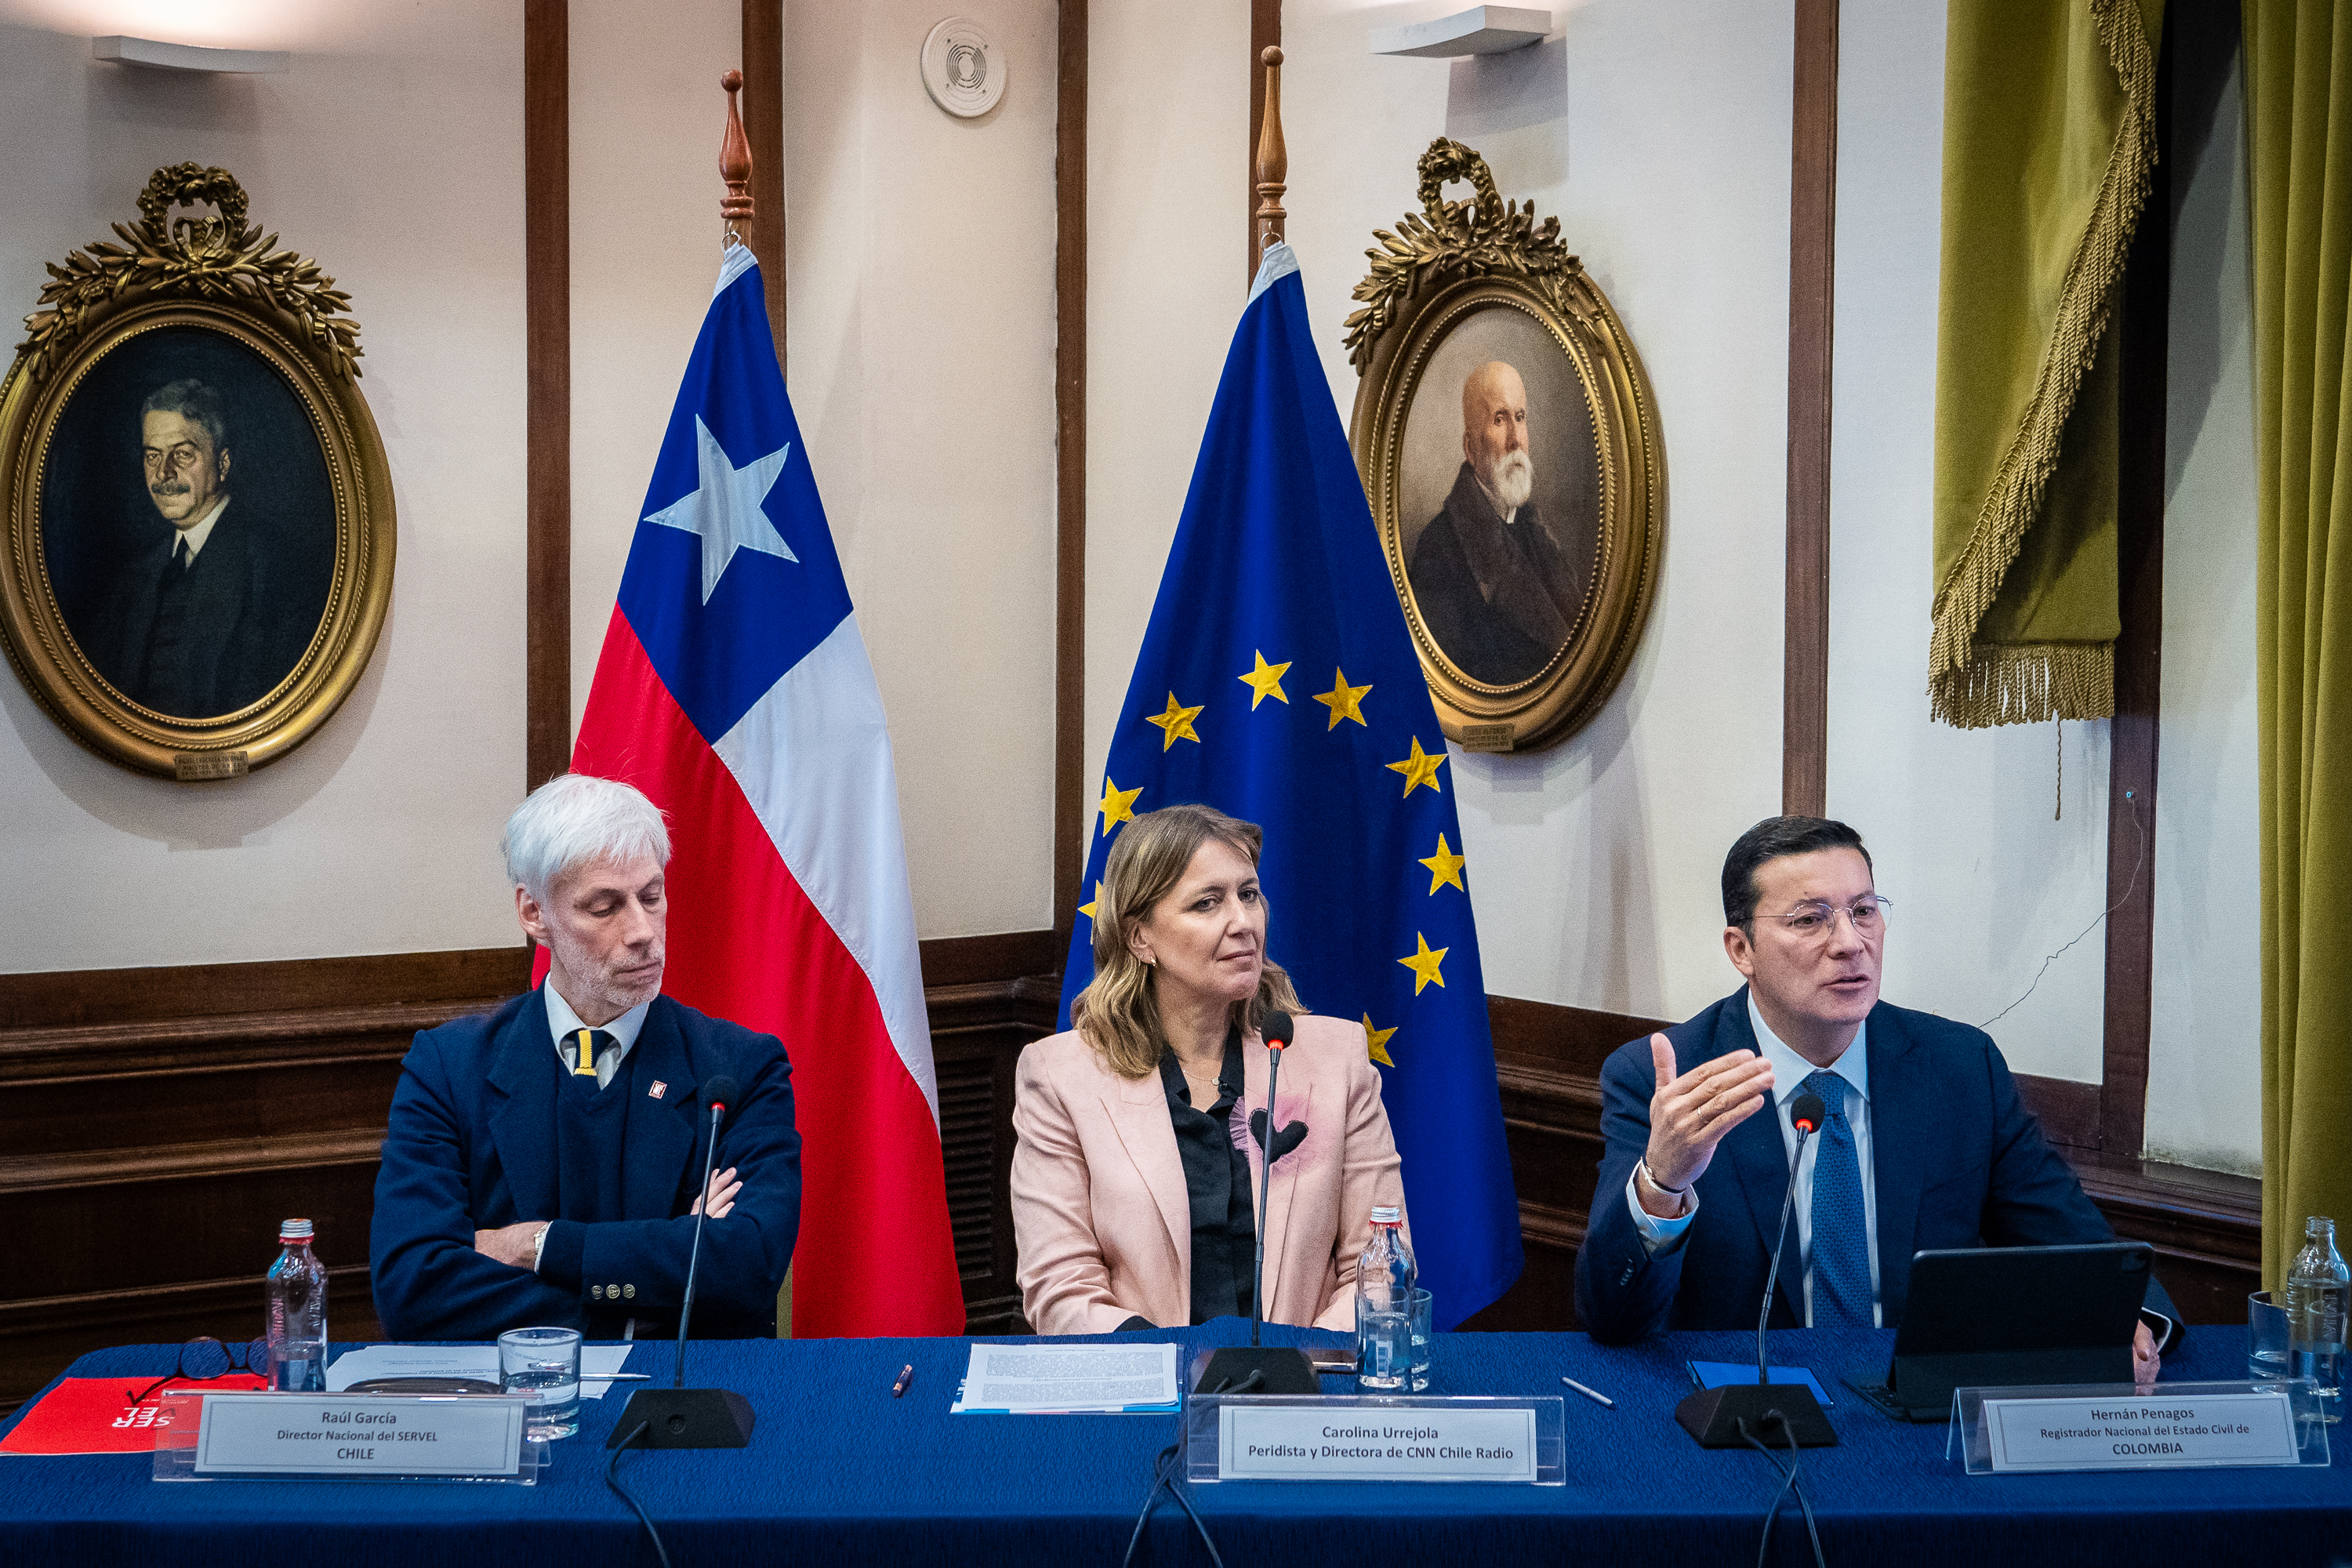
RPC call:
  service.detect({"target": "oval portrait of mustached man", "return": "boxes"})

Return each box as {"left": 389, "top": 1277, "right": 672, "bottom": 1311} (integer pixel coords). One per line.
{"left": 42, "top": 325, "right": 337, "bottom": 720}
{"left": 1394, "top": 303, "right": 1602, "bottom": 689}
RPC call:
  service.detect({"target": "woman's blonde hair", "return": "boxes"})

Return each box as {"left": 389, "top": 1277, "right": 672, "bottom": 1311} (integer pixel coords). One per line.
{"left": 1069, "top": 803, "right": 1305, "bottom": 1078}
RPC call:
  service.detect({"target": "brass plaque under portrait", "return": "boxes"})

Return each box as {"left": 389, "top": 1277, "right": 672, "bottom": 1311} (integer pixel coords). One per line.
{"left": 0, "top": 165, "right": 394, "bottom": 780}
{"left": 1347, "top": 140, "right": 1662, "bottom": 753}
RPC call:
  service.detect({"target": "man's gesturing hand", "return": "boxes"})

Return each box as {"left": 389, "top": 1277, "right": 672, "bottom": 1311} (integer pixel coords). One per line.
{"left": 1640, "top": 1033, "right": 1775, "bottom": 1214}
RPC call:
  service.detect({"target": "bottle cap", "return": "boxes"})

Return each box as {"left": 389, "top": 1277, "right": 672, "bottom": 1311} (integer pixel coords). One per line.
{"left": 279, "top": 1218, "right": 314, "bottom": 1241}
{"left": 1370, "top": 1205, "right": 1400, "bottom": 1225}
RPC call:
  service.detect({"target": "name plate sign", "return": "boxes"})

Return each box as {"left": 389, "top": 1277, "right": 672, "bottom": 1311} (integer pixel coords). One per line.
{"left": 172, "top": 1393, "right": 528, "bottom": 1479}
{"left": 1218, "top": 1406, "right": 1537, "bottom": 1483}
{"left": 1978, "top": 1391, "right": 2299, "bottom": 1474}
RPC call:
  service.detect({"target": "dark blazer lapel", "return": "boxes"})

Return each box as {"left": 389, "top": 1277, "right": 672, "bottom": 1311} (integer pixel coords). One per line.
{"left": 181, "top": 517, "right": 252, "bottom": 704}
{"left": 486, "top": 988, "right": 561, "bottom": 1222}
{"left": 1714, "top": 993, "right": 1805, "bottom": 1328}
{"left": 623, "top": 997, "right": 699, "bottom": 1219}
{"left": 1864, "top": 1004, "right": 1927, "bottom": 1326}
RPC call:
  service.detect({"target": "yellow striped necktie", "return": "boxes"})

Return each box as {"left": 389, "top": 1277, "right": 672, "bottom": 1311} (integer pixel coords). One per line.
{"left": 570, "top": 1028, "right": 617, "bottom": 1082}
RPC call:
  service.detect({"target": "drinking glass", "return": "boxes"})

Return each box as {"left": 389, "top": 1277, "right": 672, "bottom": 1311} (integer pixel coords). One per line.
{"left": 499, "top": 1326, "right": 582, "bottom": 1440}
{"left": 1406, "top": 1287, "right": 1434, "bottom": 1392}
{"left": 1356, "top": 1291, "right": 1411, "bottom": 1390}
{"left": 2250, "top": 1290, "right": 2291, "bottom": 1386}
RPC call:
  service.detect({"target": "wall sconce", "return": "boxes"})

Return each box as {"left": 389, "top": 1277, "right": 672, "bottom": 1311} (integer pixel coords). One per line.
{"left": 93, "top": 36, "right": 289, "bottom": 74}
{"left": 1370, "top": 5, "right": 1551, "bottom": 59}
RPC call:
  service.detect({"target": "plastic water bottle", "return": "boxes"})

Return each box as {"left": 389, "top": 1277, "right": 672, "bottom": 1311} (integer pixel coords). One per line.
{"left": 2285, "top": 1215, "right": 2348, "bottom": 1423}
{"left": 1356, "top": 1206, "right": 1416, "bottom": 1390}
{"left": 267, "top": 1218, "right": 328, "bottom": 1392}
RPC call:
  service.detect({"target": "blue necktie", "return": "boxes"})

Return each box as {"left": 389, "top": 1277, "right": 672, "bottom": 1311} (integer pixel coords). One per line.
{"left": 1802, "top": 1069, "right": 1872, "bottom": 1327}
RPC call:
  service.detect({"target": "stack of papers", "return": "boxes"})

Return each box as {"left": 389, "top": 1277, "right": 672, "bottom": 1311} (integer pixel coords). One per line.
{"left": 324, "top": 1345, "right": 641, "bottom": 1397}
{"left": 949, "top": 1342, "right": 1180, "bottom": 1414}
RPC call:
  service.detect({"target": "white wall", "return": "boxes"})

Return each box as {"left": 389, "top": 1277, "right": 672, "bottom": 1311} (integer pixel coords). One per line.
{"left": 2147, "top": 9, "right": 2262, "bottom": 1175}
{"left": 0, "top": 0, "right": 527, "bottom": 970}
{"left": 568, "top": 0, "right": 743, "bottom": 741}
{"left": 785, "top": 0, "right": 1060, "bottom": 941}
{"left": 1090, "top": 0, "right": 1794, "bottom": 1021}
{"left": 1083, "top": 0, "right": 1252, "bottom": 853}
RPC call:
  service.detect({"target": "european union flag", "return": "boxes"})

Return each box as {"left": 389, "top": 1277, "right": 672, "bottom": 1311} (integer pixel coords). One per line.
{"left": 1057, "top": 244, "right": 1522, "bottom": 1328}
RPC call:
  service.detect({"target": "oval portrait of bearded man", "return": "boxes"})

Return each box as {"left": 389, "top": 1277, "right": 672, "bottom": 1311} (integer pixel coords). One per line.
{"left": 1394, "top": 303, "right": 1602, "bottom": 689}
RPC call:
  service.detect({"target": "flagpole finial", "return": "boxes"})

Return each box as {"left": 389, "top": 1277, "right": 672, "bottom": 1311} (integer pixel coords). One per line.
{"left": 720, "top": 68, "right": 754, "bottom": 246}
{"left": 1254, "top": 46, "right": 1288, "bottom": 279}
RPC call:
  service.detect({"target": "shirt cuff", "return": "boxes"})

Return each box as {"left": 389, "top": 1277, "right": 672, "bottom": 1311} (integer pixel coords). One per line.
{"left": 2140, "top": 1307, "right": 2176, "bottom": 1354}
{"left": 536, "top": 1219, "right": 586, "bottom": 1290}
{"left": 1627, "top": 1168, "right": 1698, "bottom": 1256}
{"left": 531, "top": 1224, "right": 549, "bottom": 1273}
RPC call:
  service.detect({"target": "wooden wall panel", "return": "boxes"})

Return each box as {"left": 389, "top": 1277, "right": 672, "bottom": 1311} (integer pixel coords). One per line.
{"left": 0, "top": 938, "right": 1058, "bottom": 1410}
{"left": 0, "top": 948, "right": 2254, "bottom": 1411}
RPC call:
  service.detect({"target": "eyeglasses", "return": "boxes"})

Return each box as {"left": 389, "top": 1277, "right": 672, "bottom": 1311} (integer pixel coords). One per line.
{"left": 1764, "top": 895, "right": 1892, "bottom": 940}
{"left": 128, "top": 1336, "right": 272, "bottom": 1405}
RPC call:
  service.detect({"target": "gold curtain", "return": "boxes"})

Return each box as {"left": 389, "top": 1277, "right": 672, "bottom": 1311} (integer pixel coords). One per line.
{"left": 2249, "top": 0, "right": 2352, "bottom": 1286}
{"left": 1928, "top": 0, "right": 2164, "bottom": 728}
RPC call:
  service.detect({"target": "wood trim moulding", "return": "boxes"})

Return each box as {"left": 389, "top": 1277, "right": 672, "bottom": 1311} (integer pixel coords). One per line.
{"left": 524, "top": 0, "right": 572, "bottom": 792}
{"left": 2100, "top": 14, "right": 2172, "bottom": 1165}
{"left": 1248, "top": 0, "right": 1282, "bottom": 288}
{"left": 1053, "top": 0, "right": 1088, "bottom": 953}
{"left": 2013, "top": 1071, "right": 2103, "bottom": 1152}
{"left": 0, "top": 946, "right": 533, "bottom": 1032}
{"left": 1782, "top": 0, "right": 1837, "bottom": 817}
{"left": 0, "top": 1129, "right": 387, "bottom": 1197}
{"left": 742, "top": 0, "right": 785, "bottom": 369}
{"left": 0, "top": 1265, "right": 379, "bottom": 1344}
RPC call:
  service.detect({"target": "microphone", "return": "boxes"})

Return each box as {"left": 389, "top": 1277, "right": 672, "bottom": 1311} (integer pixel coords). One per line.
{"left": 608, "top": 1073, "right": 756, "bottom": 1451}
{"left": 1675, "top": 1087, "right": 1838, "bottom": 1449}
{"left": 1755, "top": 1091, "right": 1825, "bottom": 1385}
{"left": 673, "top": 1074, "right": 740, "bottom": 1383}
{"left": 1192, "top": 1010, "right": 1320, "bottom": 1396}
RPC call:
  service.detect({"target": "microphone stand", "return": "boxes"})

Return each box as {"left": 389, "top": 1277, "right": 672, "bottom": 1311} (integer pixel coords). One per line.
{"left": 1676, "top": 1096, "right": 1838, "bottom": 1448}
{"left": 608, "top": 1082, "right": 757, "bottom": 1450}
{"left": 1192, "top": 1017, "right": 1320, "bottom": 1396}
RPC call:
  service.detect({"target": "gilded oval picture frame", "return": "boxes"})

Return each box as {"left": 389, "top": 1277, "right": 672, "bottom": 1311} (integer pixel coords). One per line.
{"left": 0, "top": 165, "right": 392, "bottom": 781}
{"left": 1346, "top": 140, "right": 1662, "bottom": 753}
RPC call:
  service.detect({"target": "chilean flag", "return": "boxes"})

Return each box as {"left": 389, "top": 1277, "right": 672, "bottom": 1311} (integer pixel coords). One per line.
{"left": 564, "top": 243, "right": 964, "bottom": 1338}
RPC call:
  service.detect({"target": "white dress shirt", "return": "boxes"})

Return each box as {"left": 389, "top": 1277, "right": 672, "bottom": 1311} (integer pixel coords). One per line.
{"left": 173, "top": 496, "right": 230, "bottom": 562}
{"left": 1625, "top": 996, "right": 1882, "bottom": 1327}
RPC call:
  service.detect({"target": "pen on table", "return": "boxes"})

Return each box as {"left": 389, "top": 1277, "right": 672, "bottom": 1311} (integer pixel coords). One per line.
{"left": 1560, "top": 1374, "right": 1614, "bottom": 1409}
{"left": 589, "top": 1373, "right": 652, "bottom": 1381}
{"left": 891, "top": 1363, "right": 915, "bottom": 1399}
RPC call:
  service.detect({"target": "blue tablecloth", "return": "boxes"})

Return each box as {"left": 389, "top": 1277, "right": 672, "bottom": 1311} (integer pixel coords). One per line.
{"left": 2, "top": 1322, "right": 2344, "bottom": 1566}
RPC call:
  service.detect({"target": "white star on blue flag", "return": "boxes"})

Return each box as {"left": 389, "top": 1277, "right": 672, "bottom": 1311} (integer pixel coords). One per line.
{"left": 642, "top": 415, "right": 797, "bottom": 604}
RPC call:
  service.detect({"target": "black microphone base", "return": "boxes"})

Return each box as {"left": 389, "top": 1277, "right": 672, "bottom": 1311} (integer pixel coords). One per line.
{"left": 607, "top": 1388, "right": 755, "bottom": 1449}
{"left": 1192, "top": 1346, "right": 1322, "bottom": 1396}
{"left": 1675, "top": 1382, "right": 1838, "bottom": 1449}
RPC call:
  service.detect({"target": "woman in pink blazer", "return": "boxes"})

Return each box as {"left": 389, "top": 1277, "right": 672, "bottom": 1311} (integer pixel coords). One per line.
{"left": 1011, "top": 804, "right": 1409, "bottom": 1334}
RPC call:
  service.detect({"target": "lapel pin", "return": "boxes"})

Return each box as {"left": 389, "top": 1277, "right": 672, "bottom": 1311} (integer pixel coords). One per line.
{"left": 649, "top": 1080, "right": 667, "bottom": 1099}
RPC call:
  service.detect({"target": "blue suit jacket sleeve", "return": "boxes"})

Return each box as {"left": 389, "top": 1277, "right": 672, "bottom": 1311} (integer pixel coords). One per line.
{"left": 369, "top": 996, "right": 802, "bottom": 1341}
{"left": 1570, "top": 993, "right": 2178, "bottom": 1345}
{"left": 369, "top": 1027, "right": 585, "bottom": 1338}
{"left": 535, "top": 1036, "right": 801, "bottom": 1329}
{"left": 1573, "top": 1015, "right": 1708, "bottom": 1345}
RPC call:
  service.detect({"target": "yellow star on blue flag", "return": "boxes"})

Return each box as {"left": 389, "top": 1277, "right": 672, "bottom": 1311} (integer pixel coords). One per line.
{"left": 1054, "top": 241, "right": 1520, "bottom": 1332}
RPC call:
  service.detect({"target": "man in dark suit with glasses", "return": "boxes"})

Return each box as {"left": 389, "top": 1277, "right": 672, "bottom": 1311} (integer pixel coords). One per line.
{"left": 1574, "top": 815, "right": 2174, "bottom": 1377}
